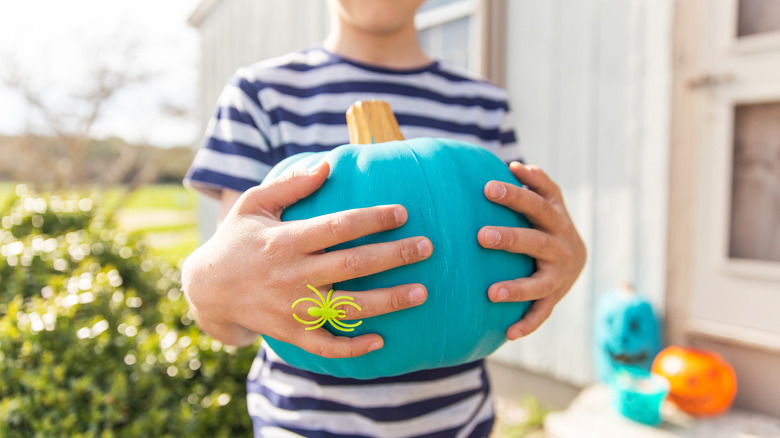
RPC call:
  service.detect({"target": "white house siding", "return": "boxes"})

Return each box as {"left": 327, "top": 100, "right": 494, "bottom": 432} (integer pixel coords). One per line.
{"left": 194, "top": 0, "right": 330, "bottom": 124}
{"left": 490, "top": 0, "right": 673, "bottom": 387}
{"left": 190, "top": 0, "right": 330, "bottom": 237}
{"left": 188, "top": 0, "right": 674, "bottom": 388}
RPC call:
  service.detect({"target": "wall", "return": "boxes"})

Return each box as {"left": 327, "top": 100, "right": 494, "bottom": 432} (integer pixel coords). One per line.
{"left": 190, "top": 0, "right": 330, "bottom": 236}
{"left": 491, "top": 0, "right": 674, "bottom": 386}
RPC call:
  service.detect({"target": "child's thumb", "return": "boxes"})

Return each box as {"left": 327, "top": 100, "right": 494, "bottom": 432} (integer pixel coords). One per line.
{"left": 237, "top": 161, "right": 330, "bottom": 217}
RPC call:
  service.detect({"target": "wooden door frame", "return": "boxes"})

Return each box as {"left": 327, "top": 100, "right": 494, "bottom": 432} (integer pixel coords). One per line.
{"left": 479, "top": 0, "right": 507, "bottom": 87}
{"left": 666, "top": 0, "right": 704, "bottom": 347}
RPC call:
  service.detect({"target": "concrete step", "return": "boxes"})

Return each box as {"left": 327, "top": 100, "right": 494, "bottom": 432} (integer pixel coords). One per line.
{"left": 545, "top": 384, "right": 780, "bottom": 438}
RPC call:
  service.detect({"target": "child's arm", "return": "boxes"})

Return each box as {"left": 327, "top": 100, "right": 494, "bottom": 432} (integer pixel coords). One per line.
{"left": 478, "top": 162, "right": 587, "bottom": 340}
{"left": 181, "top": 162, "right": 432, "bottom": 357}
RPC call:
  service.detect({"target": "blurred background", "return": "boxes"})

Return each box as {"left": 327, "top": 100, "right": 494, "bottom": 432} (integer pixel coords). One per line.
{"left": 1, "top": 0, "right": 779, "bottom": 436}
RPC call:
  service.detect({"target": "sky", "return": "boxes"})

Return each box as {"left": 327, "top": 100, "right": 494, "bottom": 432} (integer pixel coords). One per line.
{"left": 0, "top": 0, "right": 202, "bottom": 147}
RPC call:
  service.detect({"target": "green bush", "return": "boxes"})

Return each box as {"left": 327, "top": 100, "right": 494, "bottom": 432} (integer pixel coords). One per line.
{"left": 0, "top": 186, "right": 258, "bottom": 437}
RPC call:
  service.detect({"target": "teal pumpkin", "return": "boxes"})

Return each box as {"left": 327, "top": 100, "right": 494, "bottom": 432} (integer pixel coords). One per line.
{"left": 261, "top": 138, "right": 534, "bottom": 379}
{"left": 594, "top": 286, "right": 661, "bottom": 382}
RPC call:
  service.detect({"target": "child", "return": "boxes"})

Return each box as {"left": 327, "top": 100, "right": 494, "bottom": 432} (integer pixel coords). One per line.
{"left": 182, "top": 0, "right": 586, "bottom": 436}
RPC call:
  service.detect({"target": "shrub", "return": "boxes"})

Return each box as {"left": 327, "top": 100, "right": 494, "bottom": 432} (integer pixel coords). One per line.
{"left": 0, "top": 186, "right": 258, "bottom": 437}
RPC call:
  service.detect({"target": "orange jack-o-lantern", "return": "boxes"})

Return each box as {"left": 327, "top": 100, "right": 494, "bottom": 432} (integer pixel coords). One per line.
{"left": 651, "top": 346, "right": 737, "bottom": 417}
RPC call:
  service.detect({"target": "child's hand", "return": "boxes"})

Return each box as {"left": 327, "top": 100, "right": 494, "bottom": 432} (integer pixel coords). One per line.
{"left": 181, "top": 162, "right": 432, "bottom": 358}
{"left": 477, "top": 162, "right": 587, "bottom": 340}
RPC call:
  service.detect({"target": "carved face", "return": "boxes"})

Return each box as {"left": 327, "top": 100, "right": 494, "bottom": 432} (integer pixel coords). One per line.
{"left": 594, "top": 290, "right": 661, "bottom": 382}
{"left": 652, "top": 346, "right": 737, "bottom": 417}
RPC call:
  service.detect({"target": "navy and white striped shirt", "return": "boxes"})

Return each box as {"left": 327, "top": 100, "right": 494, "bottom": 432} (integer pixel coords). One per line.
{"left": 185, "top": 47, "right": 522, "bottom": 437}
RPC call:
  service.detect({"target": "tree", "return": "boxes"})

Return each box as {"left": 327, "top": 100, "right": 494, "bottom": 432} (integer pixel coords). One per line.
{"left": 0, "top": 36, "right": 183, "bottom": 190}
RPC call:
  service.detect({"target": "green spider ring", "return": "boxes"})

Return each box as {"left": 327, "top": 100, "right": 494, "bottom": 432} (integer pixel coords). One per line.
{"left": 292, "top": 284, "right": 363, "bottom": 332}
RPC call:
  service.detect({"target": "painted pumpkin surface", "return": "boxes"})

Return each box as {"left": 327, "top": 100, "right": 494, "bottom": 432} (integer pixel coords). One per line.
{"left": 652, "top": 346, "right": 737, "bottom": 417}
{"left": 594, "top": 287, "right": 661, "bottom": 382}
{"left": 261, "top": 137, "right": 534, "bottom": 379}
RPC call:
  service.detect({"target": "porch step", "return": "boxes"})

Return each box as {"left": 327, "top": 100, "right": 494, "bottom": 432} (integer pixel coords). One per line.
{"left": 545, "top": 384, "right": 780, "bottom": 438}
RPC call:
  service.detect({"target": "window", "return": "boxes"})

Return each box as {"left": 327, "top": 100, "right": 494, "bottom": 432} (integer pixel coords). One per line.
{"left": 737, "top": 0, "right": 780, "bottom": 37}
{"left": 729, "top": 102, "right": 780, "bottom": 263}
{"left": 416, "top": 0, "right": 479, "bottom": 73}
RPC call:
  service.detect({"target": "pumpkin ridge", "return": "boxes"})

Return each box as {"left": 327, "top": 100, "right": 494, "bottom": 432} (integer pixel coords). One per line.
{"left": 403, "top": 140, "right": 453, "bottom": 366}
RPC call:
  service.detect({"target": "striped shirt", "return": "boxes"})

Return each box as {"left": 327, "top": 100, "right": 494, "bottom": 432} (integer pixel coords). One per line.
{"left": 184, "top": 47, "right": 522, "bottom": 437}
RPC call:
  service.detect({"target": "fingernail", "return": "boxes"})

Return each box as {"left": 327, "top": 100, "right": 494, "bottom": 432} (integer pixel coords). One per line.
{"left": 368, "top": 342, "right": 382, "bottom": 352}
{"left": 394, "top": 206, "right": 407, "bottom": 225}
{"left": 409, "top": 287, "right": 425, "bottom": 304}
{"left": 485, "top": 229, "right": 501, "bottom": 246}
{"left": 417, "top": 239, "right": 432, "bottom": 257}
{"left": 307, "top": 162, "right": 326, "bottom": 174}
{"left": 489, "top": 182, "right": 506, "bottom": 199}
{"left": 496, "top": 287, "right": 509, "bottom": 302}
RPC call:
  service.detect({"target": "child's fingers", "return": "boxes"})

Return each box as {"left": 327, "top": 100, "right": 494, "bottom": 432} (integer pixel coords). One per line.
{"left": 290, "top": 204, "right": 408, "bottom": 253}
{"left": 477, "top": 226, "right": 562, "bottom": 261}
{"left": 308, "top": 237, "right": 433, "bottom": 285}
{"left": 321, "top": 284, "right": 427, "bottom": 320}
{"left": 290, "top": 329, "right": 384, "bottom": 358}
{"left": 486, "top": 268, "right": 561, "bottom": 303}
{"left": 507, "top": 162, "right": 563, "bottom": 204}
{"left": 236, "top": 161, "right": 330, "bottom": 217}
{"left": 484, "top": 180, "right": 562, "bottom": 231}
{"left": 505, "top": 298, "right": 555, "bottom": 340}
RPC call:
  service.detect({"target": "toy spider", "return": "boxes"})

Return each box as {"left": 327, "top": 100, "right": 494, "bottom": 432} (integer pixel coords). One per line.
{"left": 292, "top": 284, "right": 363, "bottom": 332}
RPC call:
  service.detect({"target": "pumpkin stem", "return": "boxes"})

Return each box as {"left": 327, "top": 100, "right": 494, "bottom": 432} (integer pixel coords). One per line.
{"left": 346, "top": 100, "right": 405, "bottom": 144}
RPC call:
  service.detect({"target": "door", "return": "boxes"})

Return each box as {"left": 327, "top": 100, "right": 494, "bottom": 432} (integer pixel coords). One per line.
{"left": 670, "top": 0, "right": 780, "bottom": 416}
{"left": 689, "top": 0, "right": 780, "bottom": 349}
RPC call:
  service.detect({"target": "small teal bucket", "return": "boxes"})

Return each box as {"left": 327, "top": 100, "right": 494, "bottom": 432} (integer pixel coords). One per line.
{"left": 611, "top": 372, "right": 669, "bottom": 426}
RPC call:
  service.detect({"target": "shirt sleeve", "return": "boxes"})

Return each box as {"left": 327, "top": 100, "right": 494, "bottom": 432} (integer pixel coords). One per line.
{"left": 184, "top": 67, "right": 276, "bottom": 199}
{"left": 492, "top": 101, "right": 525, "bottom": 165}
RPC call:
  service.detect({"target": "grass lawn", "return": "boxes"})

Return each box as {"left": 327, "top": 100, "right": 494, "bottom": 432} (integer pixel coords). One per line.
{"left": 1, "top": 183, "right": 200, "bottom": 266}
{"left": 110, "top": 185, "right": 200, "bottom": 265}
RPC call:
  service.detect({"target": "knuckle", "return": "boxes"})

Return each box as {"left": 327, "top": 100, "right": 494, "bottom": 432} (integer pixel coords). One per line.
{"left": 528, "top": 196, "right": 546, "bottom": 218}
{"left": 528, "top": 165, "right": 546, "bottom": 179}
{"left": 390, "top": 290, "right": 403, "bottom": 311}
{"left": 534, "top": 233, "right": 554, "bottom": 254}
{"left": 349, "top": 344, "right": 363, "bottom": 358}
{"left": 505, "top": 185, "right": 521, "bottom": 204}
{"left": 316, "top": 343, "right": 338, "bottom": 359}
{"left": 329, "top": 215, "right": 349, "bottom": 237}
{"left": 242, "top": 185, "right": 264, "bottom": 201}
{"left": 540, "top": 278, "right": 557, "bottom": 298}
{"left": 500, "top": 229, "right": 516, "bottom": 249}
{"left": 344, "top": 252, "right": 365, "bottom": 275}
{"left": 341, "top": 301, "right": 361, "bottom": 319}
{"left": 540, "top": 199, "right": 557, "bottom": 219}
{"left": 399, "top": 241, "right": 418, "bottom": 265}
{"left": 261, "top": 232, "right": 287, "bottom": 253}
{"left": 234, "top": 186, "right": 262, "bottom": 211}
{"left": 552, "top": 183, "right": 563, "bottom": 197}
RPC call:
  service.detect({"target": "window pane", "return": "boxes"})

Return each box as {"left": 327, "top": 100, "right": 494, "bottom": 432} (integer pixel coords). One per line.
{"left": 418, "top": 17, "right": 472, "bottom": 71}
{"left": 419, "top": 0, "right": 462, "bottom": 13}
{"left": 737, "top": 0, "right": 780, "bottom": 37}
{"left": 729, "top": 102, "right": 780, "bottom": 262}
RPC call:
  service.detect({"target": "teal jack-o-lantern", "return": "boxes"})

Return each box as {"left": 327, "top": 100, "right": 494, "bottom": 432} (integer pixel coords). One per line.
{"left": 261, "top": 101, "right": 534, "bottom": 379}
{"left": 594, "top": 284, "right": 661, "bottom": 382}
